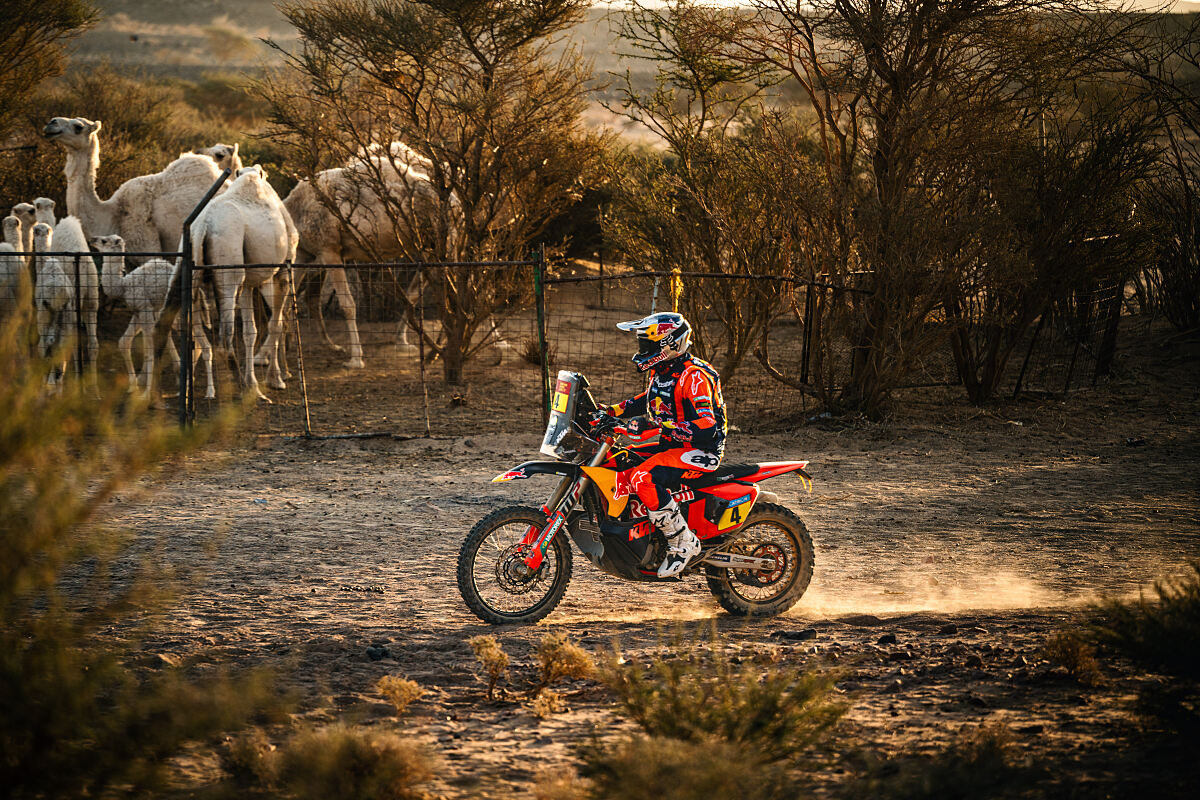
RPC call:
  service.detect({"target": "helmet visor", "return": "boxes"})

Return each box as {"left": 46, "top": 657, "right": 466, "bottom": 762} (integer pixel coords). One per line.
{"left": 636, "top": 334, "right": 660, "bottom": 358}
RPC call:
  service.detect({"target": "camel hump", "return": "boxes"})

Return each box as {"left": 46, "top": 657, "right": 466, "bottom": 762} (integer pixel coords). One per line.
{"left": 162, "top": 153, "right": 222, "bottom": 182}
{"left": 52, "top": 216, "right": 88, "bottom": 254}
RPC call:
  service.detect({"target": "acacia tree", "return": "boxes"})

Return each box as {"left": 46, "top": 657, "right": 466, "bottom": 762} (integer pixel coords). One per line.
{"left": 0, "top": 0, "right": 96, "bottom": 143}
{"left": 1120, "top": 12, "right": 1200, "bottom": 331}
{"left": 604, "top": 1, "right": 798, "bottom": 382}
{"left": 260, "top": 0, "right": 606, "bottom": 383}
{"left": 612, "top": 0, "right": 1153, "bottom": 412}
{"left": 728, "top": 0, "right": 1160, "bottom": 412}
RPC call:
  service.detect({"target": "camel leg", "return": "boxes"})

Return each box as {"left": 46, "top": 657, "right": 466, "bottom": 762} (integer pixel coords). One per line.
{"left": 253, "top": 290, "right": 273, "bottom": 366}
{"left": 137, "top": 317, "right": 164, "bottom": 406}
{"left": 258, "top": 275, "right": 288, "bottom": 391}
{"left": 119, "top": 318, "right": 139, "bottom": 390}
{"left": 315, "top": 269, "right": 345, "bottom": 354}
{"left": 84, "top": 308, "right": 100, "bottom": 389}
{"left": 252, "top": 285, "right": 293, "bottom": 380}
{"left": 165, "top": 331, "right": 182, "bottom": 372}
{"left": 238, "top": 288, "right": 268, "bottom": 402}
{"left": 215, "top": 275, "right": 241, "bottom": 377}
{"left": 195, "top": 323, "right": 216, "bottom": 400}
{"left": 397, "top": 268, "right": 421, "bottom": 355}
{"left": 327, "top": 267, "right": 364, "bottom": 368}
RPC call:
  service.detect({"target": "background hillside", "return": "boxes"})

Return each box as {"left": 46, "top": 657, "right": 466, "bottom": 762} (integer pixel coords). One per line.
{"left": 77, "top": 2, "right": 628, "bottom": 81}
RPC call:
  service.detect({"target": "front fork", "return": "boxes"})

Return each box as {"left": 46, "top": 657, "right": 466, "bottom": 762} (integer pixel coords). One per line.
{"left": 521, "top": 440, "right": 612, "bottom": 571}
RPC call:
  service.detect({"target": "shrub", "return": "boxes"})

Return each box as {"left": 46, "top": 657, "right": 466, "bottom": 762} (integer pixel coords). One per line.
{"left": 597, "top": 628, "right": 844, "bottom": 765}
{"left": 0, "top": 305, "right": 274, "bottom": 799}
{"left": 520, "top": 336, "right": 555, "bottom": 368}
{"left": 278, "top": 724, "right": 436, "bottom": 800}
{"left": 1040, "top": 631, "right": 1104, "bottom": 687}
{"left": 530, "top": 688, "right": 565, "bottom": 719}
{"left": 853, "top": 723, "right": 1031, "bottom": 800}
{"left": 221, "top": 728, "right": 279, "bottom": 789}
{"left": 377, "top": 675, "right": 424, "bottom": 716}
{"left": 580, "top": 735, "right": 785, "bottom": 800}
{"left": 533, "top": 632, "right": 594, "bottom": 694}
{"left": 1091, "top": 562, "right": 1200, "bottom": 683}
{"left": 469, "top": 635, "right": 510, "bottom": 700}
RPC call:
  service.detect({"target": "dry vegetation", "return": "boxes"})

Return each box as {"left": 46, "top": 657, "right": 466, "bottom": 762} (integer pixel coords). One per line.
{"left": 1, "top": 1, "right": 1198, "bottom": 798}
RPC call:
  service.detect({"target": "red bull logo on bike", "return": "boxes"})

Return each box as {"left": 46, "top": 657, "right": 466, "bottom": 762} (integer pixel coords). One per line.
{"left": 492, "top": 467, "right": 528, "bottom": 483}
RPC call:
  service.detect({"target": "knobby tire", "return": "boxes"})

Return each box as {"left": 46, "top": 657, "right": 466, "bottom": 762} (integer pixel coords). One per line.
{"left": 704, "top": 502, "right": 814, "bottom": 617}
{"left": 457, "top": 505, "right": 573, "bottom": 625}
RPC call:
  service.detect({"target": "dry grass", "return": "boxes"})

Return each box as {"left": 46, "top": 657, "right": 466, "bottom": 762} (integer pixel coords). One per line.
{"left": 469, "top": 635, "right": 510, "bottom": 700}
{"left": 1040, "top": 631, "right": 1104, "bottom": 687}
{"left": 851, "top": 723, "right": 1031, "bottom": 799}
{"left": 597, "top": 629, "right": 844, "bottom": 764}
{"left": 278, "top": 724, "right": 436, "bottom": 800}
{"left": 520, "top": 336, "right": 556, "bottom": 367}
{"left": 220, "top": 728, "right": 278, "bottom": 789}
{"left": 581, "top": 734, "right": 785, "bottom": 800}
{"left": 533, "top": 632, "right": 594, "bottom": 693}
{"left": 377, "top": 675, "right": 424, "bottom": 716}
{"left": 1091, "top": 561, "right": 1200, "bottom": 682}
{"left": 530, "top": 688, "right": 565, "bottom": 718}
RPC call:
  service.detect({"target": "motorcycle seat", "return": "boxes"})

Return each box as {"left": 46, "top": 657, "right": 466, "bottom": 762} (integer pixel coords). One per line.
{"left": 682, "top": 463, "right": 758, "bottom": 488}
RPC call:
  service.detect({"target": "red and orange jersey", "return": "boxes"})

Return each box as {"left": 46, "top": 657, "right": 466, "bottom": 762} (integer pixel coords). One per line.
{"left": 610, "top": 354, "right": 726, "bottom": 455}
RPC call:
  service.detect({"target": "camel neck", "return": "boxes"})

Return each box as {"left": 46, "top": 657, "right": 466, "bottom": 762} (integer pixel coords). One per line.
{"left": 64, "top": 138, "right": 111, "bottom": 232}
{"left": 98, "top": 253, "right": 125, "bottom": 300}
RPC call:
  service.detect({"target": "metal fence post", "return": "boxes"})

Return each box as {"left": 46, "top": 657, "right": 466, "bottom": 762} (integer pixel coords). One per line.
{"left": 73, "top": 254, "right": 84, "bottom": 379}
{"left": 535, "top": 244, "right": 550, "bottom": 424}
{"left": 417, "top": 266, "right": 431, "bottom": 437}
{"left": 153, "top": 167, "right": 228, "bottom": 428}
{"left": 179, "top": 236, "right": 193, "bottom": 427}
{"left": 286, "top": 262, "right": 313, "bottom": 436}
{"left": 800, "top": 283, "right": 815, "bottom": 386}
{"left": 1013, "top": 305, "right": 1048, "bottom": 399}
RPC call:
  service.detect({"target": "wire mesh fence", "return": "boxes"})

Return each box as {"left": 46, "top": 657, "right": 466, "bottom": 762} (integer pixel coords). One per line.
{"left": 5, "top": 249, "right": 1133, "bottom": 438}
{"left": 181, "top": 259, "right": 544, "bottom": 437}
{"left": 1011, "top": 282, "right": 1124, "bottom": 397}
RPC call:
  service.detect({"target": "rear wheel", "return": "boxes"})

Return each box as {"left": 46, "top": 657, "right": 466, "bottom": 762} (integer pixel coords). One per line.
{"left": 704, "top": 502, "right": 813, "bottom": 617}
{"left": 457, "top": 506, "right": 573, "bottom": 625}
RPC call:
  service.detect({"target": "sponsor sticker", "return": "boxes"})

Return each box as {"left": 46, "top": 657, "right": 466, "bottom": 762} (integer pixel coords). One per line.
{"left": 492, "top": 467, "right": 528, "bottom": 482}
{"left": 681, "top": 449, "right": 720, "bottom": 470}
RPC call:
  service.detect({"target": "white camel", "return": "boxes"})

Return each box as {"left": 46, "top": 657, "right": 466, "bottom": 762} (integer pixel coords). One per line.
{"left": 91, "top": 234, "right": 216, "bottom": 400}
{"left": 284, "top": 144, "right": 515, "bottom": 368}
{"left": 34, "top": 197, "right": 56, "bottom": 227}
{"left": 43, "top": 117, "right": 227, "bottom": 259}
{"left": 0, "top": 215, "right": 25, "bottom": 315}
{"left": 193, "top": 142, "right": 243, "bottom": 174}
{"left": 283, "top": 141, "right": 451, "bottom": 369}
{"left": 12, "top": 203, "right": 35, "bottom": 261}
{"left": 47, "top": 216, "right": 99, "bottom": 382}
{"left": 192, "top": 165, "right": 296, "bottom": 402}
{"left": 31, "top": 221, "right": 100, "bottom": 388}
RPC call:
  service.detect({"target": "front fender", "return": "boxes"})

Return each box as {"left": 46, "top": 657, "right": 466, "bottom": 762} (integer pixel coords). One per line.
{"left": 492, "top": 461, "right": 581, "bottom": 483}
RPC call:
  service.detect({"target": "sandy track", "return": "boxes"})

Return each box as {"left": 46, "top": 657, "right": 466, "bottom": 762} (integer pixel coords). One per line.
{"left": 105, "top": 329, "right": 1199, "bottom": 797}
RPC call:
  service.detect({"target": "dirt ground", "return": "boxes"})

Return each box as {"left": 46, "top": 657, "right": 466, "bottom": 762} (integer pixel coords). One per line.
{"left": 105, "top": 323, "right": 1200, "bottom": 798}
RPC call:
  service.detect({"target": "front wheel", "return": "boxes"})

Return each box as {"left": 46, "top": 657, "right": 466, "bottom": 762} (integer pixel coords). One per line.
{"left": 705, "top": 502, "right": 814, "bottom": 617}
{"left": 457, "top": 506, "right": 573, "bottom": 625}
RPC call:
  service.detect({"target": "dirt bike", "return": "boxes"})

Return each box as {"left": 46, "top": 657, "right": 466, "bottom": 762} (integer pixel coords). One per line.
{"left": 456, "top": 370, "right": 816, "bottom": 625}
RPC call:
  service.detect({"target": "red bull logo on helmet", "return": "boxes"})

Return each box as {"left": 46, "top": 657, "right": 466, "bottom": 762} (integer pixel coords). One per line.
{"left": 644, "top": 318, "right": 679, "bottom": 341}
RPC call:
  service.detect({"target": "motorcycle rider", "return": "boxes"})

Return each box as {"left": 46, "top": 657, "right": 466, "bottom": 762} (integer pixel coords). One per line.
{"left": 593, "top": 312, "right": 727, "bottom": 578}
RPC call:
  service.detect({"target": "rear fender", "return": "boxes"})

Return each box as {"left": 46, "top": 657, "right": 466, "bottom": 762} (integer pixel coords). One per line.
{"left": 492, "top": 461, "right": 580, "bottom": 483}
{"left": 743, "top": 461, "right": 812, "bottom": 491}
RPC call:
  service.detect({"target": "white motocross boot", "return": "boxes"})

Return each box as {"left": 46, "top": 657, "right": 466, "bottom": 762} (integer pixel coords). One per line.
{"left": 649, "top": 499, "right": 702, "bottom": 578}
